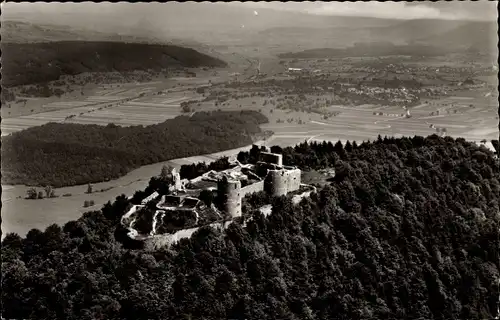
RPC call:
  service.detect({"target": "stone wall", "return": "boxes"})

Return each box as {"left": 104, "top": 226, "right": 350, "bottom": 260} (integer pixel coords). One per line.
{"left": 217, "top": 178, "right": 242, "bottom": 218}
{"left": 241, "top": 180, "right": 265, "bottom": 197}
{"left": 264, "top": 168, "right": 301, "bottom": 196}
{"left": 265, "top": 169, "right": 289, "bottom": 197}
{"left": 259, "top": 152, "right": 283, "bottom": 166}
{"left": 286, "top": 168, "right": 301, "bottom": 193}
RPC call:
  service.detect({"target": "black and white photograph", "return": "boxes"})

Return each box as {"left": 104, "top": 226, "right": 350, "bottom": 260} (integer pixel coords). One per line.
{"left": 1, "top": 1, "right": 499, "bottom": 319}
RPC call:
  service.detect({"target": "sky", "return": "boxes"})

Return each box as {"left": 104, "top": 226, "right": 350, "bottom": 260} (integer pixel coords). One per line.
{"left": 2, "top": 1, "right": 497, "bottom": 22}
{"left": 235, "top": 1, "right": 498, "bottom": 20}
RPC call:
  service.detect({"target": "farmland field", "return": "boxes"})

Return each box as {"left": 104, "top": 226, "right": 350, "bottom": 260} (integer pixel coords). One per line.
{"left": 190, "top": 86, "right": 498, "bottom": 148}
{"left": 1, "top": 70, "right": 230, "bottom": 136}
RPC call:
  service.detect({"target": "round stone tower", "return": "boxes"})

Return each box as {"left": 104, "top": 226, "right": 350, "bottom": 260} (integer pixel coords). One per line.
{"left": 217, "top": 176, "right": 242, "bottom": 218}
{"left": 265, "top": 169, "right": 288, "bottom": 197}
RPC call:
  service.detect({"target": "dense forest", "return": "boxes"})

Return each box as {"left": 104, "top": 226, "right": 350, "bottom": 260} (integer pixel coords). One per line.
{"left": 1, "top": 111, "right": 268, "bottom": 187}
{"left": 1, "top": 41, "right": 227, "bottom": 87}
{"left": 2, "top": 134, "right": 499, "bottom": 320}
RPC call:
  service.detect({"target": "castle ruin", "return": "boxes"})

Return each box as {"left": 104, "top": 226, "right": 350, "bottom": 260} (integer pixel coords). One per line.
{"left": 122, "top": 147, "right": 307, "bottom": 238}
{"left": 215, "top": 149, "right": 302, "bottom": 218}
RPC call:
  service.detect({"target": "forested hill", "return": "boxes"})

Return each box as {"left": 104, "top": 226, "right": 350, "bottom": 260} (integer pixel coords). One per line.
{"left": 2, "top": 135, "right": 499, "bottom": 319}
{"left": 1, "top": 111, "right": 268, "bottom": 187}
{"left": 1, "top": 20, "right": 163, "bottom": 44}
{"left": 1, "top": 41, "right": 227, "bottom": 87}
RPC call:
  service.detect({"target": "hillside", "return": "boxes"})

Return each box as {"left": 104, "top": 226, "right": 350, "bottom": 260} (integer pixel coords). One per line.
{"left": 278, "top": 43, "right": 452, "bottom": 59}
{"left": 2, "top": 4, "right": 400, "bottom": 40}
{"left": 1, "top": 111, "right": 268, "bottom": 187}
{"left": 368, "top": 19, "right": 469, "bottom": 45}
{"left": 0, "top": 20, "right": 162, "bottom": 43}
{"left": 1, "top": 41, "right": 227, "bottom": 87}
{"left": 416, "top": 21, "right": 498, "bottom": 55}
{"left": 269, "top": 19, "right": 497, "bottom": 56}
{"left": 1, "top": 20, "right": 220, "bottom": 57}
{"left": 2, "top": 135, "right": 499, "bottom": 319}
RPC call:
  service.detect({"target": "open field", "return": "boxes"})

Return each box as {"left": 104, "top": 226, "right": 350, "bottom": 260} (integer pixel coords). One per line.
{"left": 63, "top": 93, "right": 197, "bottom": 126}
{"left": 1, "top": 49, "right": 258, "bottom": 136}
{"left": 1, "top": 74, "right": 219, "bottom": 135}
{"left": 191, "top": 86, "right": 498, "bottom": 146}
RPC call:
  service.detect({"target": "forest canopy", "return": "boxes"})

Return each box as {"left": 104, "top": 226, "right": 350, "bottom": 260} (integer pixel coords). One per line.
{"left": 1, "top": 110, "right": 268, "bottom": 187}
{"left": 1, "top": 41, "right": 227, "bottom": 87}
{"left": 2, "top": 134, "right": 499, "bottom": 320}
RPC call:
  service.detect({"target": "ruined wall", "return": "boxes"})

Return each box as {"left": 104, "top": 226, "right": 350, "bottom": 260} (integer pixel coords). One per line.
{"left": 171, "top": 168, "right": 182, "bottom": 190}
{"left": 217, "top": 178, "right": 242, "bottom": 218}
{"left": 241, "top": 180, "right": 265, "bottom": 197}
{"left": 259, "top": 152, "right": 283, "bottom": 166}
{"left": 265, "top": 170, "right": 288, "bottom": 197}
{"left": 287, "top": 168, "right": 301, "bottom": 193}
{"left": 264, "top": 168, "right": 301, "bottom": 197}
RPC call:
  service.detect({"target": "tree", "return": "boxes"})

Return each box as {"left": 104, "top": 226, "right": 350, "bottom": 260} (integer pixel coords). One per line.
{"left": 199, "top": 189, "right": 215, "bottom": 207}
{"left": 26, "top": 188, "right": 37, "bottom": 200}
{"left": 344, "top": 141, "right": 353, "bottom": 153}
{"left": 83, "top": 200, "right": 95, "bottom": 208}
{"left": 44, "top": 185, "right": 55, "bottom": 198}
{"left": 270, "top": 145, "right": 283, "bottom": 154}
{"left": 160, "top": 165, "right": 173, "bottom": 180}
{"left": 334, "top": 140, "right": 347, "bottom": 160}
{"left": 196, "top": 87, "right": 206, "bottom": 94}
{"left": 181, "top": 102, "right": 192, "bottom": 113}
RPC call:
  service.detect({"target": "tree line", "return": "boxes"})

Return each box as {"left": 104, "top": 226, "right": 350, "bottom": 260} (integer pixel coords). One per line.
{"left": 1, "top": 110, "right": 268, "bottom": 187}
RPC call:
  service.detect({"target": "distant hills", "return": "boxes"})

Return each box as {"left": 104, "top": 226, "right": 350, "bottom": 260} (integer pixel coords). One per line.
{"left": 1, "top": 20, "right": 159, "bottom": 43}
{"left": 367, "top": 19, "right": 472, "bottom": 45}
{"left": 278, "top": 43, "right": 452, "bottom": 59}
{"left": 1, "top": 20, "right": 228, "bottom": 87}
{"left": 265, "top": 19, "right": 497, "bottom": 57}
{"left": 2, "top": 8, "right": 497, "bottom": 87}
{"left": 1, "top": 4, "right": 401, "bottom": 42}
{"left": 1, "top": 20, "right": 207, "bottom": 50}
{"left": 2, "top": 41, "right": 227, "bottom": 87}
{"left": 4, "top": 4, "right": 496, "bottom": 53}
{"left": 414, "top": 21, "right": 497, "bottom": 54}
{"left": 7, "top": 4, "right": 495, "bottom": 51}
